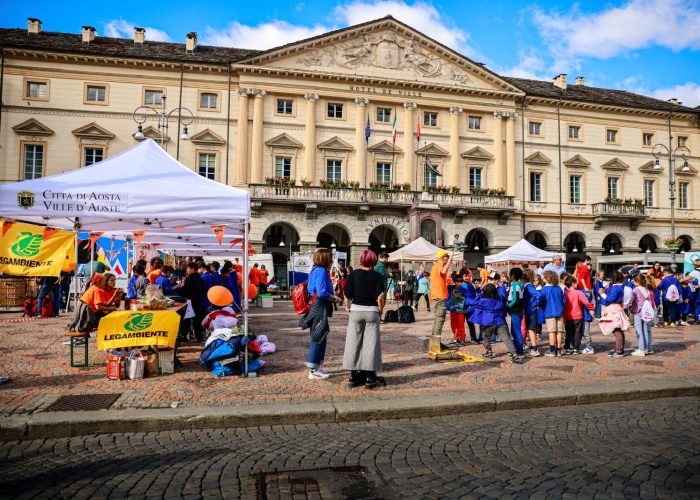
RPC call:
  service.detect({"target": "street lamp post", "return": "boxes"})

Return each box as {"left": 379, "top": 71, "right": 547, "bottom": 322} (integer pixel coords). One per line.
{"left": 652, "top": 139, "right": 691, "bottom": 268}
{"left": 133, "top": 95, "right": 194, "bottom": 156}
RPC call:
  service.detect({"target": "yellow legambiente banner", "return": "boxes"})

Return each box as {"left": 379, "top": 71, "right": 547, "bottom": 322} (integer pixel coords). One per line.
{"left": 0, "top": 220, "right": 75, "bottom": 277}
{"left": 97, "top": 310, "right": 181, "bottom": 350}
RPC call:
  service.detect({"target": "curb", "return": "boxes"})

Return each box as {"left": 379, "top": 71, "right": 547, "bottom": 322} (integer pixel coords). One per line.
{"left": 2, "top": 376, "right": 699, "bottom": 441}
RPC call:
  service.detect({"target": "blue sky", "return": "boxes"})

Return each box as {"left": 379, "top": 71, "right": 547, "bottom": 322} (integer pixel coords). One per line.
{"left": 2, "top": 0, "right": 699, "bottom": 105}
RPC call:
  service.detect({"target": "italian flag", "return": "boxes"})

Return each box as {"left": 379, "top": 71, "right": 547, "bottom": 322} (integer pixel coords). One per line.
{"left": 391, "top": 112, "right": 398, "bottom": 144}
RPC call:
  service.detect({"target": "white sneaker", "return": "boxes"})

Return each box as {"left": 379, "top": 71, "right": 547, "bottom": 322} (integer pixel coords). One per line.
{"left": 583, "top": 345, "right": 595, "bottom": 355}
{"left": 527, "top": 349, "right": 540, "bottom": 357}
{"left": 631, "top": 349, "right": 646, "bottom": 357}
{"left": 680, "top": 321, "right": 690, "bottom": 326}
{"left": 308, "top": 368, "right": 330, "bottom": 380}
{"left": 646, "top": 349, "right": 654, "bottom": 355}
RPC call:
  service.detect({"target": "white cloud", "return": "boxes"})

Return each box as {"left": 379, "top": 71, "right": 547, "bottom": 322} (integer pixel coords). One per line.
{"left": 651, "top": 82, "right": 700, "bottom": 107}
{"left": 532, "top": 0, "right": 700, "bottom": 72}
{"left": 103, "top": 19, "right": 170, "bottom": 42}
{"left": 201, "top": 1, "right": 479, "bottom": 57}
{"left": 498, "top": 48, "right": 549, "bottom": 80}
{"left": 202, "top": 21, "right": 328, "bottom": 50}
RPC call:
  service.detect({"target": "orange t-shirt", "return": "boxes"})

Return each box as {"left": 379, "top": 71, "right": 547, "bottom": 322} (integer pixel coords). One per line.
{"left": 479, "top": 268, "right": 489, "bottom": 286}
{"left": 147, "top": 269, "right": 162, "bottom": 284}
{"left": 249, "top": 267, "right": 260, "bottom": 286}
{"left": 430, "top": 261, "right": 448, "bottom": 300}
{"left": 81, "top": 285, "right": 101, "bottom": 313}
{"left": 260, "top": 270, "right": 269, "bottom": 286}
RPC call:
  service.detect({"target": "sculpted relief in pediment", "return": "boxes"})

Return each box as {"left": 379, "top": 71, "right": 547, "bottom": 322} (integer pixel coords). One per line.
{"left": 295, "top": 31, "right": 473, "bottom": 86}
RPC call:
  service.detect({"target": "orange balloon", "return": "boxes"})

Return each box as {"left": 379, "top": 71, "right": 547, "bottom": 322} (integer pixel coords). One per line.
{"left": 207, "top": 285, "right": 233, "bottom": 307}
{"left": 247, "top": 283, "right": 258, "bottom": 299}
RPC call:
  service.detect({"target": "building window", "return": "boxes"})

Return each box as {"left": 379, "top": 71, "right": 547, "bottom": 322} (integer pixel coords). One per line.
{"left": 84, "top": 147, "right": 104, "bottom": 166}
{"left": 468, "top": 115, "right": 481, "bottom": 130}
{"left": 23, "top": 144, "right": 43, "bottom": 179}
{"left": 606, "top": 129, "right": 618, "bottom": 143}
{"left": 679, "top": 182, "right": 689, "bottom": 209}
{"left": 644, "top": 179, "right": 655, "bottom": 207}
{"left": 327, "top": 102, "right": 343, "bottom": 119}
{"left": 423, "top": 111, "right": 438, "bottom": 127}
{"left": 424, "top": 166, "right": 437, "bottom": 188}
{"left": 528, "top": 121, "right": 542, "bottom": 136}
{"left": 568, "top": 125, "right": 580, "bottom": 140}
{"left": 607, "top": 177, "right": 619, "bottom": 200}
{"left": 469, "top": 167, "right": 482, "bottom": 191}
{"left": 643, "top": 132, "right": 654, "bottom": 146}
{"left": 26, "top": 80, "right": 48, "bottom": 100}
{"left": 376, "top": 162, "right": 392, "bottom": 184}
{"left": 569, "top": 175, "right": 581, "bottom": 204}
{"left": 86, "top": 85, "right": 106, "bottom": 103}
{"left": 276, "top": 99, "right": 293, "bottom": 115}
{"left": 326, "top": 159, "right": 342, "bottom": 181}
{"left": 376, "top": 107, "right": 391, "bottom": 123}
{"left": 275, "top": 157, "right": 292, "bottom": 178}
{"left": 529, "top": 172, "right": 542, "bottom": 202}
{"left": 144, "top": 89, "right": 164, "bottom": 105}
{"left": 678, "top": 136, "right": 688, "bottom": 148}
{"left": 199, "top": 92, "right": 218, "bottom": 110}
{"left": 198, "top": 153, "right": 216, "bottom": 180}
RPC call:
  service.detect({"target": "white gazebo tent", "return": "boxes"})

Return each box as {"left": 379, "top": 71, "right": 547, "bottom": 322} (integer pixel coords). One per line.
{"left": 485, "top": 238, "right": 564, "bottom": 272}
{"left": 388, "top": 237, "right": 463, "bottom": 263}
{"left": 0, "top": 139, "right": 254, "bottom": 369}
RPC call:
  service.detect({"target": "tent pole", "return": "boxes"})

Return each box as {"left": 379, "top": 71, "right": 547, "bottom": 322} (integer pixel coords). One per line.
{"left": 72, "top": 219, "right": 80, "bottom": 311}
{"left": 243, "top": 222, "right": 249, "bottom": 377}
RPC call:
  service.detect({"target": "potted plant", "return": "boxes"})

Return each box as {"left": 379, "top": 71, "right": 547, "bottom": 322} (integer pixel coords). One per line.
{"left": 450, "top": 186, "right": 461, "bottom": 195}
{"left": 664, "top": 238, "right": 682, "bottom": 251}
{"left": 300, "top": 178, "right": 312, "bottom": 188}
{"left": 350, "top": 181, "right": 360, "bottom": 192}
{"left": 265, "top": 177, "right": 275, "bottom": 187}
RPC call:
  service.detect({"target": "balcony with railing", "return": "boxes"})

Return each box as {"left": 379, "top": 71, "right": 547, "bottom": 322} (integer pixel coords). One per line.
{"left": 592, "top": 201, "right": 647, "bottom": 230}
{"left": 249, "top": 184, "right": 516, "bottom": 215}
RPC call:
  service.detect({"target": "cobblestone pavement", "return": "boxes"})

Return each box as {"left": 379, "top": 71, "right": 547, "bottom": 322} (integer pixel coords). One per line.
{"left": 0, "top": 397, "right": 698, "bottom": 499}
{"left": 0, "top": 301, "right": 699, "bottom": 415}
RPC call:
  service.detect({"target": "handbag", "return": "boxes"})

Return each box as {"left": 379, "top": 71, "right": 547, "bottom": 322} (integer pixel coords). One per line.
{"left": 142, "top": 349, "right": 160, "bottom": 377}
{"left": 126, "top": 350, "right": 145, "bottom": 380}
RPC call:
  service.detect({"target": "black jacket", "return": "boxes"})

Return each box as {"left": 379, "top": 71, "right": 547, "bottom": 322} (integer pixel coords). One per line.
{"left": 173, "top": 273, "right": 205, "bottom": 314}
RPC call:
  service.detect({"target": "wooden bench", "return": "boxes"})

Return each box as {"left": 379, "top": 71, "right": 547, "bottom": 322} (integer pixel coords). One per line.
{"left": 63, "top": 331, "right": 92, "bottom": 368}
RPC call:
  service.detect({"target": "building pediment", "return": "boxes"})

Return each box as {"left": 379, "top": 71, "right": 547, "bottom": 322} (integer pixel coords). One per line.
{"left": 135, "top": 125, "right": 169, "bottom": 143}
{"left": 71, "top": 122, "right": 115, "bottom": 140}
{"left": 237, "top": 17, "right": 522, "bottom": 94}
{"left": 12, "top": 118, "right": 54, "bottom": 136}
{"left": 265, "top": 133, "right": 303, "bottom": 148}
{"left": 416, "top": 142, "right": 449, "bottom": 157}
{"left": 189, "top": 128, "right": 226, "bottom": 146}
{"left": 601, "top": 157, "right": 630, "bottom": 171}
{"left": 317, "top": 136, "right": 354, "bottom": 151}
{"left": 368, "top": 139, "right": 403, "bottom": 154}
{"left": 563, "top": 154, "right": 591, "bottom": 168}
{"left": 639, "top": 160, "right": 661, "bottom": 174}
{"left": 524, "top": 151, "right": 552, "bottom": 165}
{"left": 461, "top": 146, "right": 493, "bottom": 160}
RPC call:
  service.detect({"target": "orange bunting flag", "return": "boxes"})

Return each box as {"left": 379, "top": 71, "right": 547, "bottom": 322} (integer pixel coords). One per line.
{"left": 85, "top": 231, "right": 103, "bottom": 251}
{"left": 230, "top": 238, "right": 243, "bottom": 247}
{"left": 211, "top": 225, "right": 226, "bottom": 246}
{"left": 174, "top": 226, "right": 185, "bottom": 232}
{"left": 132, "top": 230, "right": 147, "bottom": 245}
{"left": 2, "top": 220, "right": 15, "bottom": 237}
{"left": 43, "top": 227, "right": 60, "bottom": 241}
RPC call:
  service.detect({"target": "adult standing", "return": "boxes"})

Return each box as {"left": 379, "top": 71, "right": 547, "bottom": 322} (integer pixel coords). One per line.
{"left": 430, "top": 250, "right": 454, "bottom": 345}
{"left": 343, "top": 250, "right": 386, "bottom": 389}
{"left": 374, "top": 252, "right": 390, "bottom": 291}
{"left": 172, "top": 262, "right": 206, "bottom": 341}
{"left": 543, "top": 255, "right": 566, "bottom": 277}
{"left": 259, "top": 264, "right": 269, "bottom": 295}
{"left": 302, "top": 248, "right": 342, "bottom": 380}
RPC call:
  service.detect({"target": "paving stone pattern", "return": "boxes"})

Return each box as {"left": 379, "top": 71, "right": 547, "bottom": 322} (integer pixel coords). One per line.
{"left": 0, "top": 397, "right": 698, "bottom": 499}
{"left": 0, "top": 302, "right": 699, "bottom": 415}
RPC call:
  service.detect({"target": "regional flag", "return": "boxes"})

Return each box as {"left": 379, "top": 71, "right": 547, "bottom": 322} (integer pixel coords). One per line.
{"left": 0, "top": 220, "right": 75, "bottom": 277}
{"left": 391, "top": 112, "right": 398, "bottom": 144}
{"left": 365, "top": 114, "right": 371, "bottom": 144}
{"left": 416, "top": 118, "right": 421, "bottom": 142}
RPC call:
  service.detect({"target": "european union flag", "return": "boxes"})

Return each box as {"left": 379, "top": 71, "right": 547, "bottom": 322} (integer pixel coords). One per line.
{"left": 365, "top": 114, "right": 371, "bottom": 144}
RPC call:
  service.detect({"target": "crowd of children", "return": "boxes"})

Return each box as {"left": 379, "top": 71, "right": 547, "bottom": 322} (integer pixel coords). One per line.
{"left": 442, "top": 257, "right": 700, "bottom": 361}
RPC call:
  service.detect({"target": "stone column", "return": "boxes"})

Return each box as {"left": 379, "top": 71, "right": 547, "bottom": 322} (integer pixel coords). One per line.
{"left": 505, "top": 112, "right": 516, "bottom": 196}
{"left": 304, "top": 93, "right": 319, "bottom": 184}
{"left": 354, "top": 97, "right": 369, "bottom": 188}
{"left": 234, "top": 88, "right": 250, "bottom": 186}
{"left": 492, "top": 112, "right": 504, "bottom": 190}
{"left": 403, "top": 102, "right": 417, "bottom": 187}
{"left": 250, "top": 89, "right": 266, "bottom": 184}
{"left": 449, "top": 106, "right": 463, "bottom": 190}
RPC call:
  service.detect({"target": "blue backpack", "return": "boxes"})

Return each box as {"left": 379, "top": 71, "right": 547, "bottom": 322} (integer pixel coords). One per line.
{"left": 200, "top": 337, "right": 241, "bottom": 377}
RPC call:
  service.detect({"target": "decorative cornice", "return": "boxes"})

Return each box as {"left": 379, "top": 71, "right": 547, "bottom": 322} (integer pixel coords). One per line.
{"left": 12, "top": 118, "right": 54, "bottom": 136}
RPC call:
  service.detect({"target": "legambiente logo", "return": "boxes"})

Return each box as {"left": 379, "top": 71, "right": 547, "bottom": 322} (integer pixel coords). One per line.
{"left": 124, "top": 313, "right": 154, "bottom": 332}
{"left": 10, "top": 232, "right": 43, "bottom": 257}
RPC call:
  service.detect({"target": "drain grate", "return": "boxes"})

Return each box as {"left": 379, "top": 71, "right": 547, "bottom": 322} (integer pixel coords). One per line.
{"left": 256, "top": 466, "right": 387, "bottom": 500}
{"left": 45, "top": 393, "right": 121, "bottom": 412}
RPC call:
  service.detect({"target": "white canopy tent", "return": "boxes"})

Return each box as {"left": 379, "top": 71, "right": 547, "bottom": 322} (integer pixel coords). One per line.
{"left": 485, "top": 239, "right": 564, "bottom": 270}
{"left": 388, "top": 237, "right": 463, "bottom": 263}
{"left": 1, "top": 139, "right": 254, "bottom": 371}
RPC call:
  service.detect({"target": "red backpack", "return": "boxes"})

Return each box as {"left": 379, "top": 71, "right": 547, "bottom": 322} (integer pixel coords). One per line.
{"left": 291, "top": 280, "right": 317, "bottom": 315}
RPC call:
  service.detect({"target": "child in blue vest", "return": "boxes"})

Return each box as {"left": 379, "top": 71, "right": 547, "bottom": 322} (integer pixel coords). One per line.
{"left": 657, "top": 267, "right": 681, "bottom": 326}
{"left": 678, "top": 278, "right": 691, "bottom": 326}
{"left": 507, "top": 267, "right": 525, "bottom": 356}
{"left": 469, "top": 284, "right": 523, "bottom": 363}
{"left": 540, "top": 270, "right": 566, "bottom": 357}
{"left": 522, "top": 269, "right": 541, "bottom": 357}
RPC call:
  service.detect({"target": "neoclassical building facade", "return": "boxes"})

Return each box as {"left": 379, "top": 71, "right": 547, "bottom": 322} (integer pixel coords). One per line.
{"left": 1, "top": 17, "right": 698, "bottom": 280}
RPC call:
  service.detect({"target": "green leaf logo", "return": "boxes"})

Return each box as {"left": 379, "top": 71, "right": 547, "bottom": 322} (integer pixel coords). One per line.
{"left": 11, "top": 232, "right": 43, "bottom": 257}
{"left": 124, "top": 313, "right": 154, "bottom": 332}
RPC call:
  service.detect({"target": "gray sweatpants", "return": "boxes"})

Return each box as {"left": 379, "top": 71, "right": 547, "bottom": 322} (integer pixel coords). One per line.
{"left": 482, "top": 324, "right": 516, "bottom": 354}
{"left": 343, "top": 310, "right": 382, "bottom": 372}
